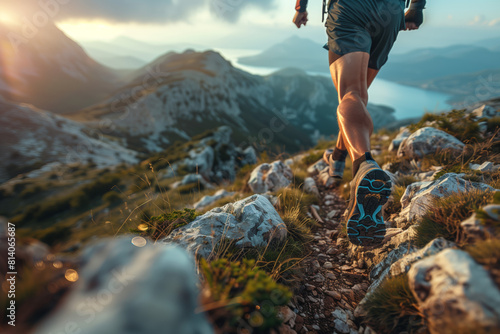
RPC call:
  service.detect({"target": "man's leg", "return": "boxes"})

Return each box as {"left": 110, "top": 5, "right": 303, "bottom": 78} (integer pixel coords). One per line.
{"left": 329, "top": 51, "right": 372, "bottom": 162}
{"left": 334, "top": 67, "right": 379, "bottom": 152}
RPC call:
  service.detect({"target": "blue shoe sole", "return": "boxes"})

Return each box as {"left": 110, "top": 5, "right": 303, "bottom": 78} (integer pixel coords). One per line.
{"left": 347, "top": 169, "right": 391, "bottom": 246}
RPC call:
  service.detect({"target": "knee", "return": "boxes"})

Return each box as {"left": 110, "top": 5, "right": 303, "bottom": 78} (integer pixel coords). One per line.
{"left": 341, "top": 90, "right": 368, "bottom": 106}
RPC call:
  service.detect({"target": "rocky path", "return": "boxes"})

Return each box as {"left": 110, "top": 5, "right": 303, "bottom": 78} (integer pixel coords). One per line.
{"left": 286, "top": 180, "right": 372, "bottom": 334}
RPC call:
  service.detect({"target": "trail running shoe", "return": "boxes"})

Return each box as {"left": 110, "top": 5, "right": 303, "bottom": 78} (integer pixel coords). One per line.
{"left": 345, "top": 160, "right": 391, "bottom": 246}
{"left": 323, "top": 149, "right": 345, "bottom": 179}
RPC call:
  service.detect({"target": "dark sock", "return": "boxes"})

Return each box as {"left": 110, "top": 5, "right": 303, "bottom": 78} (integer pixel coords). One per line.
{"left": 332, "top": 147, "right": 348, "bottom": 161}
{"left": 352, "top": 152, "right": 375, "bottom": 178}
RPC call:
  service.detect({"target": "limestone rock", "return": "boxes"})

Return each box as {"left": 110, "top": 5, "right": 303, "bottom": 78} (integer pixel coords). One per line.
{"left": 173, "top": 173, "right": 213, "bottom": 189}
{"left": 409, "top": 249, "right": 500, "bottom": 334}
{"left": 307, "top": 159, "right": 328, "bottom": 175}
{"left": 193, "top": 189, "right": 235, "bottom": 210}
{"left": 241, "top": 146, "right": 257, "bottom": 166}
{"left": 470, "top": 161, "right": 497, "bottom": 173}
{"left": 34, "top": 237, "right": 213, "bottom": 334}
{"left": 389, "top": 237, "right": 456, "bottom": 277}
{"left": 397, "top": 127, "right": 465, "bottom": 160}
{"left": 388, "top": 127, "right": 410, "bottom": 152}
{"left": 164, "top": 195, "right": 287, "bottom": 258}
{"left": 472, "top": 104, "right": 497, "bottom": 119}
{"left": 399, "top": 173, "right": 495, "bottom": 223}
{"left": 462, "top": 204, "right": 500, "bottom": 242}
{"left": 303, "top": 177, "right": 320, "bottom": 197}
{"left": 248, "top": 161, "right": 293, "bottom": 194}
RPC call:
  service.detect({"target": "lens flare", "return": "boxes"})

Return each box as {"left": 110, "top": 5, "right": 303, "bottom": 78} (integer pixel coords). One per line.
{"left": 65, "top": 269, "right": 79, "bottom": 282}
{"left": 0, "top": 12, "right": 16, "bottom": 26}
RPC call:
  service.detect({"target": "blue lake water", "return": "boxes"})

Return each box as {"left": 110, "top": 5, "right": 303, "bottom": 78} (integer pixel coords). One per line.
{"left": 216, "top": 48, "right": 453, "bottom": 121}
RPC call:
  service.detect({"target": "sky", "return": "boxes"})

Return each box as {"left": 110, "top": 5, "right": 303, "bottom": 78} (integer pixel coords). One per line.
{"left": 2, "top": 0, "right": 500, "bottom": 54}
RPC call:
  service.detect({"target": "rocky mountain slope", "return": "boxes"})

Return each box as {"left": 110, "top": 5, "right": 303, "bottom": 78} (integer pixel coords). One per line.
{"left": 0, "top": 96, "right": 138, "bottom": 182}
{"left": 0, "top": 22, "right": 120, "bottom": 113}
{"left": 73, "top": 50, "right": 395, "bottom": 153}
{"left": 1, "top": 100, "right": 498, "bottom": 334}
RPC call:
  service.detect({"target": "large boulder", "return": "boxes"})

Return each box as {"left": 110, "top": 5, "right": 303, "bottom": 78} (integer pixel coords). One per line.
{"left": 408, "top": 249, "right": 500, "bottom": 334}
{"left": 398, "top": 173, "right": 495, "bottom": 224}
{"left": 248, "top": 161, "right": 293, "bottom": 194}
{"left": 35, "top": 237, "right": 213, "bottom": 334}
{"left": 164, "top": 195, "right": 287, "bottom": 258}
{"left": 397, "top": 127, "right": 465, "bottom": 160}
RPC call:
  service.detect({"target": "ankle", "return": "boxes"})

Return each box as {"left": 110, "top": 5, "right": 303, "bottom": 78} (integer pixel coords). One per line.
{"left": 352, "top": 152, "right": 376, "bottom": 178}
{"left": 332, "top": 147, "right": 348, "bottom": 161}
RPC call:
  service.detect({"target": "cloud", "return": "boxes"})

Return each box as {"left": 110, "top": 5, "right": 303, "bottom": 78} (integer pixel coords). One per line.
{"left": 489, "top": 18, "right": 500, "bottom": 26}
{"left": 4, "top": 0, "right": 278, "bottom": 24}
{"left": 468, "top": 14, "right": 485, "bottom": 26}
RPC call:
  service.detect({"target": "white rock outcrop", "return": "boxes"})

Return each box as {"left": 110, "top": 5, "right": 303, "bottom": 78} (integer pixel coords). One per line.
{"left": 409, "top": 249, "right": 500, "bottom": 334}
{"left": 35, "top": 237, "right": 213, "bottom": 334}
{"left": 399, "top": 173, "right": 495, "bottom": 224}
{"left": 397, "top": 127, "right": 465, "bottom": 160}
{"left": 164, "top": 195, "right": 287, "bottom": 258}
{"left": 248, "top": 161, "right": 293, "bottom": 194}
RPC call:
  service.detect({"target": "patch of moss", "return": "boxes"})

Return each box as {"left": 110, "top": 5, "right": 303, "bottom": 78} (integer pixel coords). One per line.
{"left": 200, "top": 258, "right": 292, "bottom": 332}
{"left": 301, "top": 151, "right": 323, "bottom": 166}
{"left": 364, "top": 275, "right": 423, "bottom": 333}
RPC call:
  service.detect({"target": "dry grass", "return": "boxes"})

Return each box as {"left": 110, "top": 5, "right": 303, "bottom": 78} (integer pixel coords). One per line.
{"left": 363, "top": 275, "right": 423, "bottom": 334}
{"left": 414, "top": 189, "right": 496, "bottom": 247}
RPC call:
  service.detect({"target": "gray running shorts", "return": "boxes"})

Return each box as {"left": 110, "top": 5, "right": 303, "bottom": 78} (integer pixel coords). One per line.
{"left": 324, "top": 0, "right": 406, "bottom": 70}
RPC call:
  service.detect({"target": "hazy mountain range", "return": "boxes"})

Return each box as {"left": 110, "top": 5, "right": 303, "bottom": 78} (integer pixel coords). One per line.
{"left": 0, "top": 22, "right": 120, "bottom": 113}
{"left": 0, "top": 22, "right": 395, "bottom": 181}
{"left": 237, "top": 35, "right": 500, "bottom": 103}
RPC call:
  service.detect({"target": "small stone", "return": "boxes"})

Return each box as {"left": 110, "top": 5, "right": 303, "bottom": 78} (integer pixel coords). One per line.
{"left": 307, "top": 296, "right": 318, "bottom": 303}
{"left": 325, "top": 290, "right": 341, "bottom": 300}
{"left": 305, "top": 283, "right": 316, "bottom": 291}
{"left": 314, "top": 314, "right": 319, "bottom": 319}
{"left": 312, "top": 325, "right": 321, "bottom": 331}
{"left": 340, "top": 265, "right": 352, "bottom": 271}
{"left": 326, "top": 247, "right": 337, "bottom": 255}
{"left": 352, "top": 284, "right": 364, "bottom": 293}
{"left": 296, "top": 296, "right": 305, "bottom": 304}
{"left": 312, "top": 290, "right": 318, "bottom": 296}
{"left": 323, "top": 261, "right": 333, "bottom": 269}
{"left": 318, "top": 240, "right": 326, "bottom": 245}
{"left": 314, "top": 274, "right": 325, "bottom": 283}
{"left": 326, "top": 272, "right": 337, "bottom": 280}
{"left": 334, "top": 319, "right": 350, "bottom": 334}
{"left": 327, "top": 210, "right": 339, "bottom": 219}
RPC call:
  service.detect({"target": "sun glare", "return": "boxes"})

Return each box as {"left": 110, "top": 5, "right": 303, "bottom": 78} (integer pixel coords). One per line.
{"left": 0, "top": 12, "right": 16, "bottom": 26}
